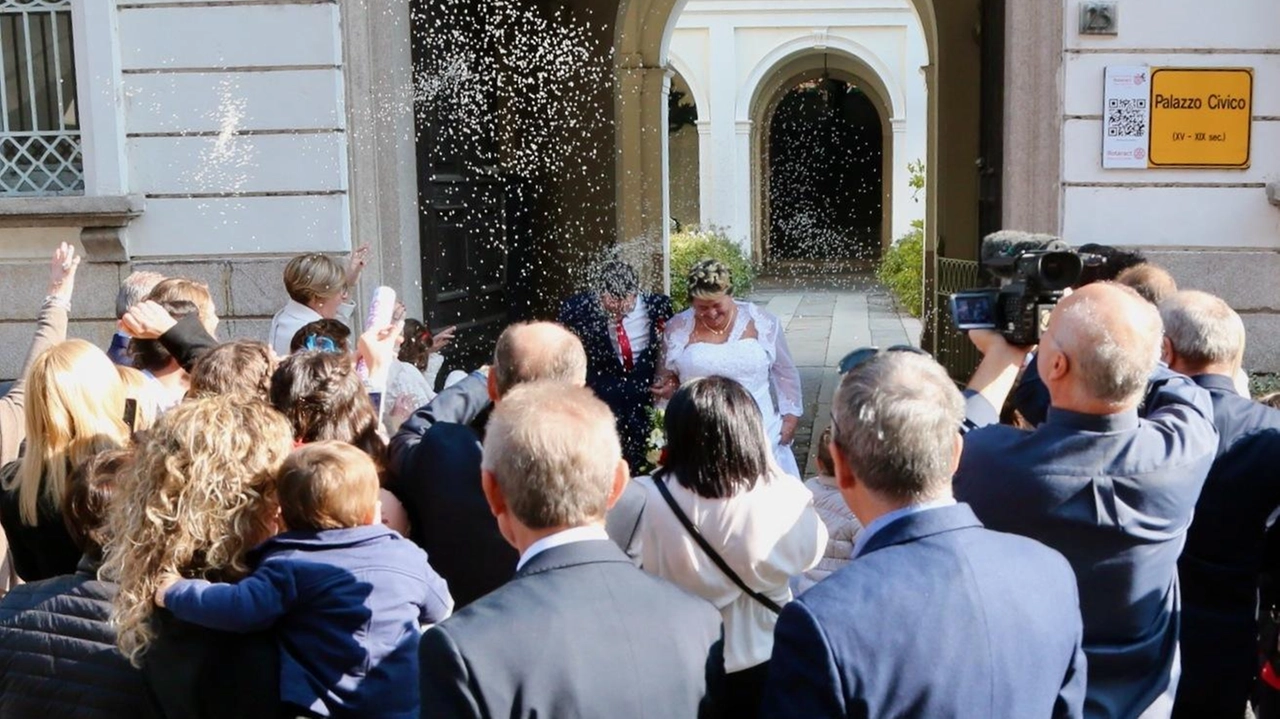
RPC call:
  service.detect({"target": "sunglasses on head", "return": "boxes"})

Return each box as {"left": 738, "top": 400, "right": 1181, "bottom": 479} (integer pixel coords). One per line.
{"left": 837, "top": 345, "right": 929, "bottom": 375}
{"left": 831, "top": 345, "right": 930, "bottom": 437}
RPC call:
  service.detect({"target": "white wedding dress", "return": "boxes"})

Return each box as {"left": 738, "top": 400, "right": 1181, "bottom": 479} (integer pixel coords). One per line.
{"left": 665, "top": 300, "right": 803, "bottom": 478}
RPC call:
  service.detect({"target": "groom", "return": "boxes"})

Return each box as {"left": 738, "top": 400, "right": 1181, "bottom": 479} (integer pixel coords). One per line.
{"left": 559, "top": 260, "right": 673, "bottom": 474}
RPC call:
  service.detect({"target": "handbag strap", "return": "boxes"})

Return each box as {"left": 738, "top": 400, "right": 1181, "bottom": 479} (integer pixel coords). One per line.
{"left": 653, "top": 475, "right": 783, "bottom": 614}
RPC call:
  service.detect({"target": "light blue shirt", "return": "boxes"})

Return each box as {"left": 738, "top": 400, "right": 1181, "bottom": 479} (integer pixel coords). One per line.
{"left": 851, "top": 496, "right": 957, "bottom": 559}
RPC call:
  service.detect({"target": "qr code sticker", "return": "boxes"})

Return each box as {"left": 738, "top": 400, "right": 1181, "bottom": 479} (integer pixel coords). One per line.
{"left": 1107, "top": 97, "right": 1147, "bottom": 137}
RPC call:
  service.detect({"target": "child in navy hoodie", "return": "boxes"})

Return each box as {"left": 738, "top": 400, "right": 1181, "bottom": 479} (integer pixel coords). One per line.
{"left": 156, "top": 440, "right": 453, "bottom": 718}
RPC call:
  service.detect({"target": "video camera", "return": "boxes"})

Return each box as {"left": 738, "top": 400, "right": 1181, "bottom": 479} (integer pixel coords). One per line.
{"left": 949, "top": 232, "right": 1084, "bottom": 346}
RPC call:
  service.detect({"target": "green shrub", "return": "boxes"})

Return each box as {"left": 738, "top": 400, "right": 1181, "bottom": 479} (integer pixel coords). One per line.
{"left": 876, "top": 220, "right": 924, "bottom": 317}
{"left": 669, "top": 227, "right": 756, "bottom": 312}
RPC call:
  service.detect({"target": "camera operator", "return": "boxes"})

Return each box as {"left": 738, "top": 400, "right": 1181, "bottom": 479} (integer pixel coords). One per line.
{"left": 1010, "top": 249, "right": 1175, "bottom": 428}
{"left": 956, "top": 282, "right": 1219, "bottom": 719}
{"left": 1158, "top": 291, "right": 1280, "bottom": 719}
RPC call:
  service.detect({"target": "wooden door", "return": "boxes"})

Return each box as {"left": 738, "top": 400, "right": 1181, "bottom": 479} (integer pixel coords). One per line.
{"left": 412, "top": 0, "right": 511, "bottom": 378}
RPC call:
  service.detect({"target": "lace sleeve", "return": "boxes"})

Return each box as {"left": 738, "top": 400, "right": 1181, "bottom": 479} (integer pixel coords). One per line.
{"left": 751, "top": 303, "right": 803, "bottom": 417}
{"left": 663, "top": 309, "right": 696, "bottom": 373}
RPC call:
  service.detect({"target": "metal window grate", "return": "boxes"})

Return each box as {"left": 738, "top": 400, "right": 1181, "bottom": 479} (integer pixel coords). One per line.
{"left": 0, "top": 0, "right": 81, "bottom": 195}
{"left": 934, "top": 258, "right": 982, "bottom": 381}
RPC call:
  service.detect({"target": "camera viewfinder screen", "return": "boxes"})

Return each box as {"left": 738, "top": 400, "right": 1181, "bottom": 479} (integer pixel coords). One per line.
{"left": 952, "top": 294, "right": 995, "bottom": 329}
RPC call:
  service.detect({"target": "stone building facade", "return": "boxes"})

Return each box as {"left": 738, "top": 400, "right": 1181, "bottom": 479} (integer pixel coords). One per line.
{"left": 0, "top": 0, "right": 1276, "bottom": 377}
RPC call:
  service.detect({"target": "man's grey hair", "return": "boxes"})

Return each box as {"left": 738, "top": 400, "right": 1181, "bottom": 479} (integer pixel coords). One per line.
{"left": 492, "top": 322, "right": 587, "bottom": 396}
{"left": 115, "top": 271, "right": 165, "bottom": 319}
{"left": 482, "top": 382, "right": 620, "bottom": 528}
{"left": 1053, "top": 284, "right": 1162, "bottom": 406}
{"left": 1160, "top": 290, "right": 1245, "bottom": 369}
{"left": 831, "top": 352, "right": 963, "bottom": 503}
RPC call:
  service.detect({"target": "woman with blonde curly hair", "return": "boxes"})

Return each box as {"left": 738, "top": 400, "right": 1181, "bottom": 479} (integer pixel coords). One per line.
{"left": 0, "top": 339, "right": 130, "bottom": 582}
{"left": 655, "top": 258, "right": 804, "bottom": 477}
{"left": 105, "top": 396, "right": 293, "bottom": 718}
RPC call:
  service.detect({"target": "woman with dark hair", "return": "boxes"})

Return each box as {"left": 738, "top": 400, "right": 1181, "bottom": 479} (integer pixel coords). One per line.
{"left": 270, "top": 350, "right": 385, "bottom": 458}
{"left": 270, "top": 348, "right": 411, "bottom": 535}
{"left": 636, "top": 376, "right": 824, "bottom": 718}
{"left": 0, "top": 449, "right": 156, "bottom": 719}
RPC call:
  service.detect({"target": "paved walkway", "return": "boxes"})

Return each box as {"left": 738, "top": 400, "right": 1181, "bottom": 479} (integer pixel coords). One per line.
{"left": 748, "top": 273, "right": 922, "bottom": 476}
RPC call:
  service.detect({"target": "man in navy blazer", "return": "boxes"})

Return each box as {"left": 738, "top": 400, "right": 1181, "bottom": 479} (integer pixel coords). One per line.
{"left": 956, "top": 283, "right": 1219, "bottom": 719}
{"left": 1159, "top": 291, "right": 1280, "bottom": 718}
{"left": 387, "top": 322, "right": 588, "bottom": 608}
{"left": 558, "top": 260, "right": 673, "bottom": 473}
{"left": 761, "top": 350, "right": 1086, "bottom": 719}
{"left": 419, "top": 382, "right": 723, "bottom": 718}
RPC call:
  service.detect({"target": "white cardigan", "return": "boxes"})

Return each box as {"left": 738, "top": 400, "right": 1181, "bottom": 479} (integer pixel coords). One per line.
{"left": 636, "top": 471, "right": 826, "bottom": 672}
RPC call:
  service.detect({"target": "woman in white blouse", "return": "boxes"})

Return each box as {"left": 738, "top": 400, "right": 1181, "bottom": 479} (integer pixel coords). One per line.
{"left": 656, "top": 258, "right": 804, "bottom": 477}
{"left": 637, "top": 376, "right": 824, "bottom": 718}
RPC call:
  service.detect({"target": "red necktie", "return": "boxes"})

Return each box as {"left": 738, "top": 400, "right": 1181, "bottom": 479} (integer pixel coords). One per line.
{"left": 616, "top": 317, "right": 635, "bottom": 371}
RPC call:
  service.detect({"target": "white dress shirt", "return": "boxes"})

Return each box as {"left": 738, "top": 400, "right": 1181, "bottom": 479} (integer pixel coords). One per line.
{"left": 516, "top": 525, "right": 611, "bottom": 572}
{"left": 607, "top": 299, "right": 651, "bottom": 364}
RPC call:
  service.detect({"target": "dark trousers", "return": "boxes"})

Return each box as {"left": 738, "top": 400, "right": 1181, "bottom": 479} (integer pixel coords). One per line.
{"left": 722, "top": 661, "right": 770, "bottom": 719}
{"left": 1175, "top": 610, "right": 1257, "bottom": 719}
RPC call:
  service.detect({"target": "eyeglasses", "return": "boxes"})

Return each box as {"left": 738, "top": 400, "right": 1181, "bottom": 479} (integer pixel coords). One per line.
{"left": 831, "top": 345, "right": 931, "bottom": 436}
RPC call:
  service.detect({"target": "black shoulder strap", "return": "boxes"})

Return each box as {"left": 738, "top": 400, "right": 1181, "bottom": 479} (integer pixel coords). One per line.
{"left": 653, "top": 475, "right": 782, "bottom": 614}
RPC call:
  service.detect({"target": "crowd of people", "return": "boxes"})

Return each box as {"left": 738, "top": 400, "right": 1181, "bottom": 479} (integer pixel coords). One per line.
{"left": 0, "top": 237, "right": 1276, "bottom": 719}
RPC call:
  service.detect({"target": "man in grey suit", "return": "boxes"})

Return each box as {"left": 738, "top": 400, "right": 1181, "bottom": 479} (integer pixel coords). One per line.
{"left": 419, "top": 382, "right": 724, "bottom": 718}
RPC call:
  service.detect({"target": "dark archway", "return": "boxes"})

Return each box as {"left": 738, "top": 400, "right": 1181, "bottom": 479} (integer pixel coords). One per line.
{"left": 766, "top": 78, "right": 883, "bottom": 263}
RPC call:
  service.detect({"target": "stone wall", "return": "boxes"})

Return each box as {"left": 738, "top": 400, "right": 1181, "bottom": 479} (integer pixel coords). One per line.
{"left": 1144, "top": 248, "right": 1280, "bottom": 373}
{"left": 0, "top": 256, "right": 292, "bottom": 380}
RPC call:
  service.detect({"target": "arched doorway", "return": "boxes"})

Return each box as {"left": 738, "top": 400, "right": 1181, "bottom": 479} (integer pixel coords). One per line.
{"left": 765, "top": 75, "right": 884, "bottom": 265}
{"left": 666, "top": 69, "right": 700, "bottom": 232}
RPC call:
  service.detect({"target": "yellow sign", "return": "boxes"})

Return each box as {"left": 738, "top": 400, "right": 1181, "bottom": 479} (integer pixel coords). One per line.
{"left": 1148, "top": 68, "right": 1253, "bottom": 168}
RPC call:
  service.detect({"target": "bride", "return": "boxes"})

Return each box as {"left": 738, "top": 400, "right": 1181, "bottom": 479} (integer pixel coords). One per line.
{"left": 655, "top": 259, "right": 803, "bottom": 478}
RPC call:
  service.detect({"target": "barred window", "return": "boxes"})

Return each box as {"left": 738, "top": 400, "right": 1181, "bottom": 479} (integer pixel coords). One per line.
{"left": 1, "top": 0, "right": 81, "bottom": 196}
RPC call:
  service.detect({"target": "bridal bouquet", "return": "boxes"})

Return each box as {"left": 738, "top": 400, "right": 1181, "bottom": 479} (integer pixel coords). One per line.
{"left": 641, "top": 407, "right": 667, "bottom": 475}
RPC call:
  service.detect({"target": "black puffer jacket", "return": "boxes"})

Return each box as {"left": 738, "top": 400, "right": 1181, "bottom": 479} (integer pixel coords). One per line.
{"left": 0, "top": 556, "right": 154, "bottom": 719}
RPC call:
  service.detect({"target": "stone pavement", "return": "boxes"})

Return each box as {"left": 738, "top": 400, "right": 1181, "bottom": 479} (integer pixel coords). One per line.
{"left": 748, "top": 273, "right": 922, "bottom": 476}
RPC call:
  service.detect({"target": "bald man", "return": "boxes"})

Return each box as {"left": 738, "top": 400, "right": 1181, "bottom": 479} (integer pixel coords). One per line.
{"left": 955, "top": 283, "right": 1219, "bottom": 719}
{"left": 1158, "top": 291, "right": 1280, "bottom": 718}
{"left": 388, "top": 322, "right": 589, "bottom": 607}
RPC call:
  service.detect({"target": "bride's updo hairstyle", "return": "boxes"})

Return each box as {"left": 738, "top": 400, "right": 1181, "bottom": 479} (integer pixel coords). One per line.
{"left": 686, "top": 259, "right": 733, "bottom": 300}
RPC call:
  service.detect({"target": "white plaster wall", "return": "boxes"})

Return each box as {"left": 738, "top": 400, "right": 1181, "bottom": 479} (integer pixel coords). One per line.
{"left": 1059, "top": 0, "right": 1280, "bottom": 250}
{"left": 668, "top": 0, "right": 929, "bottom": 255}
{"left": 116, "top": 0, "right": 350, "bottom": 258}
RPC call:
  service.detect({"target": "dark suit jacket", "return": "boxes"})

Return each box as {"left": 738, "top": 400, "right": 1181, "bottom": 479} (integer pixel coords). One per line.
{"left": 419, "top": 539, "right": 724, "bottom": 719}
{"left": 958, "top": 370, "right": 1218, "bottom": 719}
{"left": 761, "top": 504, "right": 1087, "bottom": 719}
{"left": 558, "top": 292, "right": 673, "bottom": 472}
{"left": 1174, "top": 373, "right": 1280, "bottom": 717}
{"left": 387, "top": 372, "right": 517, "bottom": 609}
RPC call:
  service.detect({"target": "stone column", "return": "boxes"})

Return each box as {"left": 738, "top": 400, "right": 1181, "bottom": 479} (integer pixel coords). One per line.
{"left": 733, "top": 120, "right": 754, "bottom": 257}
{"left": 890, "top": 118, "right": 909, "bottom": 246}
{"left": 695, "top": 119, "right": 714, "bottom": 226}
{"left": 1001, "top": 0, "right": 1064, "bottom": 234}
{"left": 340, "top": 0, "right": 424, "bottom": 315}
{"left": 615, "top": 58, "right": 670, "bottom": 290}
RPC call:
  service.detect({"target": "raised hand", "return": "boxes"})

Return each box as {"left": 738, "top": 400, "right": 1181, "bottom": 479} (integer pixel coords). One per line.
{"left": 47, "top": 241, "right": 81, "bottom": 301}
{"left": 345, "top": 243, "right": 371, "bottom": 286}
{"left": 429, "top": 325, "right": 457, "bottom": 354}
{"left": 120, "top": 300, "right": 178, "bottom": 339}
